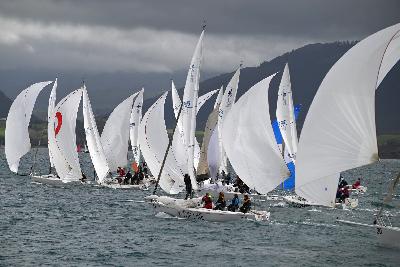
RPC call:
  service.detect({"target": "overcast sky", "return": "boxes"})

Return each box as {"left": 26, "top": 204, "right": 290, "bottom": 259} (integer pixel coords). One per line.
{"left": 0, "top": 0, "right": 399, "bottom": 75}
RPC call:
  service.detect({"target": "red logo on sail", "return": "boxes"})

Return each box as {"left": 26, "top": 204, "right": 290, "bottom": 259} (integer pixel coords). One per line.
{"left": 54, "top": 112, "right": 62, "bottom": 137}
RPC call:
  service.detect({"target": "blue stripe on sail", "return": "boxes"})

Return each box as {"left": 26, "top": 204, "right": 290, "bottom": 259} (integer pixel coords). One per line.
{"left": 274, "top": 104, "right": 301, "bottom": 190}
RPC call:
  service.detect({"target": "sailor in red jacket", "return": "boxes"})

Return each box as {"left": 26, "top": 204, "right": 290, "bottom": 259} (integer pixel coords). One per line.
{"left": 352, "top": 178, "right": 361, "bottom": 189}
{"left": 202, "top": 193, "right": 213, "bottom": 209}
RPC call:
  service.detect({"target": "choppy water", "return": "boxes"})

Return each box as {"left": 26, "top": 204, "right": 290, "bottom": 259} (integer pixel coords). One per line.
{"left": 1, "top": 148, "right": 399, "bottom": 266}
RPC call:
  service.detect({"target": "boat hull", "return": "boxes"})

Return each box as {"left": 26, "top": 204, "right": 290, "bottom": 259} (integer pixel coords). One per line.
{"left": 145, "top": 195, "right": 270, "bottom": 222}
{"left": 376, "top": 225, "right": 400, "bottom": 248}
{"left": 31, "top": 174, "right": 84, "bottom": 186}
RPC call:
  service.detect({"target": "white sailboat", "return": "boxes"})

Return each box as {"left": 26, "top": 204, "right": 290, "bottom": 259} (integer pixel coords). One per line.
{"left": 217, "top": 68, "right": 240, "bottom": 173}
{"left": 294, "top": 23, "right": 400, "bottom": 212}
{"left": 5, "top": 81, "right": 53, "bottom": 174}
{"left": 130, "top": 88, "right": 144, "bottom": 164}
{"left": 221, "top": 73, "right": 290, "bottom": 194}
{"left": 37, "top": 88, "right": 83, "bottom": 184}
{"left": 82, "top": 86, "right": 110, "bottom": 183}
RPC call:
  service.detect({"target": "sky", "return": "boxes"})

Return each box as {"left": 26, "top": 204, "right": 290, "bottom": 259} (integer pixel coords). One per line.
{"left": 0, "top": 0, "right": 399, "bottom": 104}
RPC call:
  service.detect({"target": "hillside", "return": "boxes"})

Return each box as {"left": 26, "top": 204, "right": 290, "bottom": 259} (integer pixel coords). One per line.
{"left": 144, "top": 41, "right": 400, "bottom": 135}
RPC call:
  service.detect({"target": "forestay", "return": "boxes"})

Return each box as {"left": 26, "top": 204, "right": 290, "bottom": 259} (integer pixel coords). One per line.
{"left": 296, "top": 23, "right": 400, "bottom": 207}
{"left": 82, "top": 86, "right": 110, "bottom": 182}
{"left": 222, "top": 74, "right": 290, "bottom": 194}
{"left": 101, "top": 92, "right": 138, "bottom": 172}
{"left": 218, "top": 68, "right": 240, "bottom": 173}
{"left": 5, "top": 81, "right": 52, "bottom": 173}
{"left": 276, "top": 63, "right": 298, "bottom": 163}
{"left": 49, "top": 89, "right": 82, "bottom": 182}
{"left": 130, "top": 88, "right": 144, "bottom": 164}
{"left": 181, "top": 30, "right": 204, "bottom": 189}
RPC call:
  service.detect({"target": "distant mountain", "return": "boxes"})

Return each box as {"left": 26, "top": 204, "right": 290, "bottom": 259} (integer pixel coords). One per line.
{"left": 144, "top": 41, "right": 400, "bottom": 134}
{"left": 0, "top": 90, "right": 11, "bottom": 118}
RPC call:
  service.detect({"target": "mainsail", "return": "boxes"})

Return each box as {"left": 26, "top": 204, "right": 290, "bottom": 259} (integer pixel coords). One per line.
{"left": 5, "top": 81, "right": 52, "bottom": 173}
{"left": 296, "top": 23, "right": 400, "bottom": 207}
{"left": 49, "top": 88, "right": 83, "bottom": 182}
{"left": 48, "top": 79, "right": 57, "bottom": 168}
{"left": 82, "top": 86, "right": 110, "bottom": 182}
{"left": 222, "top": 74, "right": 289, "bottom": 194}
{"left": 101, "top": 92, "right": 138, "bottom": 172}
{"left": 276, "top": 63, "right": 298, "bottom": 163}
{"left": 181, "top": 30, "right": 204, "bottom": 189}
{"left": 218, "top": 68, "right": 240, "bottom": 173}
{"left": 130, "top": 88, "right": 144, "bottom": 164}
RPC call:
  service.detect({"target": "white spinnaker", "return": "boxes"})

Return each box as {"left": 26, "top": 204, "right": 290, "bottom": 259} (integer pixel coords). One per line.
{"left": 218, "top": 68, "right": 240, "bottom": 173}
{"left": 139, "top": 92, "right": 184, "bottom": 194}
{"left": 48, "top": 79, "right": 57, "bottom": 168}
{"left": 296, "top": 23, "right": 400, "bottom": 207}
{"left": 5, "top": 81, "right": 52, "bottom": 173}
{"left": 101, "top": 93, "right": 138, "bottom": 172}
{"left": 130, "top": 88, "right": 144, "bottom": 164}
{"left": 276, "top": 63, "right": 298, "bottom": 163}
{"left": 82, "top": 86, "right": 110, "bottom": 182}
{"left": 181, "top": 30, "right": 204, "bottom": 189}
{"left": 49, "top": 89, "right": 82, "bottom": 182}
{"left": 214, "top": 86, "right": 223, "bottom": 109}
{"left": 222, "top": 74, "right": 289, "bottom": 194}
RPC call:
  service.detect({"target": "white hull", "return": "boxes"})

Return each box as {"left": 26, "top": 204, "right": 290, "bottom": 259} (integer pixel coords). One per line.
{"left": 283, "top": 195, "right": 358, "bottom": 209}
{"left": 336, "top": 219, "right": 400, "bottom": 249}
{"left": 101, "top": 183, "right": 148, "bottom": 190}
{"left": 31, "top": 174, "right": 85, "bottom": 186}
{"left": 145, "top": 195, "right": 270, "bottom": 222}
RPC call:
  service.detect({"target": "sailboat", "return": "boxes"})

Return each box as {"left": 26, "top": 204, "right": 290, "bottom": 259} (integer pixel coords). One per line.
{"left": 291, "top": 23, "right": 400, "bottom": 212}
{"left": 5, "top": 80, "right": 53, "bottom": 175}
{"left": 34, "top": 88, "right": 84, "bottom": 184}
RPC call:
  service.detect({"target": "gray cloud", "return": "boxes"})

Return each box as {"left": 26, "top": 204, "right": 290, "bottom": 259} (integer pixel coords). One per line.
{"left": 0, "top": 0, "right": 398, "bottom": 79}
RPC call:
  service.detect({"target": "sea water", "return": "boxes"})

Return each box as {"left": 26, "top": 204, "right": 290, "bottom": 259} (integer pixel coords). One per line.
{"left": 1, "top": 148, "right": 399, "bottom": 266}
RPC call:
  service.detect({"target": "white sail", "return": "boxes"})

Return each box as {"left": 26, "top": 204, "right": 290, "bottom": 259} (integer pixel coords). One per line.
{"left": 49, "top": 88, "right": 82, "bottom": 182}
{"left": 101, "top": 92, "right": 138, "bottom": 172}
{"left": 5, "top": 81, "right": 52, "bottom": 173}
{"left": 196, "top": 89, "right": 219, "bottom": 114}
{"left": 296, "top": 23, "right": 400, "bottom": 207}
{"left": 82, "top": 86, "right": 110, "bottom": 183}
{"left": 48, "top": 79, "right": 57, "bottom": 168}
{"left": 218, "top": 68, "right": 240, "bottom": 173}
{"left": 214, "top": 86, "right": 224, "bottom": 109}
{"left": 222, "top": 74, "right": 289, "bottom": 194}
{"left": 181, "top": 30, "right": 204, "bottom": 189}
{"left": 276, "top": 63, "right": 298, "bottom": 163}
{"left": 130, "top": 88, "right": 144, "bottom": 164}
{"left": 139, "top": 92, "right": 184, "bottom": 194}
{"left": 207, "top": 127, "right": 220, "bottom": 181}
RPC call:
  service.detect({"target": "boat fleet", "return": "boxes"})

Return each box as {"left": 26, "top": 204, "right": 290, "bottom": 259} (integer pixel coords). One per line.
{"left": 3, "top": 23, "right": 400, "bottom": 248}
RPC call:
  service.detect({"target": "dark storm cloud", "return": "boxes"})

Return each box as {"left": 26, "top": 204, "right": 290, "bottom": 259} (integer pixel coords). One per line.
{"left": 0, "top": 0, "right": 398, "bottom": 74}
{"left": 0, "top": 0, "right": 398, "bottom": 38}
